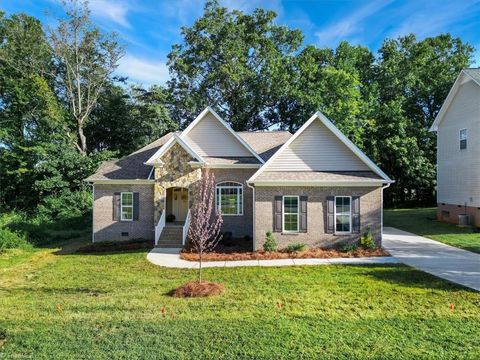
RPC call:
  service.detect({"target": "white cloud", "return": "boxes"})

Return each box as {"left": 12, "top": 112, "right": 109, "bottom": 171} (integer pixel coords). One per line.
{"left": 315, "top": 0, "right": 393, "bottom": 46}
{"left": 89, "top": 0, "right": 131, "bottom": 28}
{"left": 117, "top": 54, "right": 170, "bottom": 86}
{"left": 390, "top": 1, "right": 478, "bottom": 39}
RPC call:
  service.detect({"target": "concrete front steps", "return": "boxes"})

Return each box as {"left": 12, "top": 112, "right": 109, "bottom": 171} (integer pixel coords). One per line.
{"left": 156, "top": 225, "right": 183, "bottom": 248}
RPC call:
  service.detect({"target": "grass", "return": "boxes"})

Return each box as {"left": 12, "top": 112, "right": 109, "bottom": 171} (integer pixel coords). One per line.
{"left": 1, "top": 234, "right": 479, "bottom": 359}
{"left": 384, "top": 207, "right": 480, "bottom": 254}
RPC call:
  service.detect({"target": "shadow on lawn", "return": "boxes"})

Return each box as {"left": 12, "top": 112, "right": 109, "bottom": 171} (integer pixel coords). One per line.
{"left": 365, "top": 265, "right": 474, "bottom": 292}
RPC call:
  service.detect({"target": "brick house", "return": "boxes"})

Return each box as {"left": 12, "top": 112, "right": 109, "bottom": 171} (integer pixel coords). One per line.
{"left": 85, "top": 107, "right": 393, "bottom": 250}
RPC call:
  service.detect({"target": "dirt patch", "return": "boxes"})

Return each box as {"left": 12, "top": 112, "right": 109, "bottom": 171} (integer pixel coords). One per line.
{"left": 180, "top": 247, "right": 389, "bottom": 261}
{"left": 174, "top": 281, "right": 225, "bottom": 297}
{"left": 76, "top": 239, "right": 153, "bottom": 254}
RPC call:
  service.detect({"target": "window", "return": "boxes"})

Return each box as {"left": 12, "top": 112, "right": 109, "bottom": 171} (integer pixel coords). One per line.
{"left": 216, "top": 182, "right": 243, "bottom": 215}
{"left": 121, "top": 192, "right": 133, "bottom": 221}
{"left": 283, "top": 196, "right": 299, "bottom": 232}
{"left": 335, "top": 196, "right": 351, "bottom": 233}
{"left": 460, "top": 129, "right": 467, "bottom": 150}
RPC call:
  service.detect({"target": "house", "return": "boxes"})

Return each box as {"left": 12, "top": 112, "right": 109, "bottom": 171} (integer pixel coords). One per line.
{"left": 430, "top": 68, "right": 480, "bottom": 226}
{"left": 85, "top": 107, "right": 393, "bottom": 250}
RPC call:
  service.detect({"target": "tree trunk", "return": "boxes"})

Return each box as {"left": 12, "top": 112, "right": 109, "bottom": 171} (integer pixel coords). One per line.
{"left": 77, "top": 121, "right": 87, "bottom": 155}
{"left": 199, "top": 251, "right": 203, "bottom": 283}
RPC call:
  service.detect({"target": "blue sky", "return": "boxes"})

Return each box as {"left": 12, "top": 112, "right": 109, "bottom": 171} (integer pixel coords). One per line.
{"left": 3, "top": 0, "right": 480, "bottom": 86}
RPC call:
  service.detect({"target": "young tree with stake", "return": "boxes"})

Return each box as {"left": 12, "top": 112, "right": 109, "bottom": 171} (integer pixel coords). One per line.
{"left": 188, "top": 169, "right": 223, "bottom": 283}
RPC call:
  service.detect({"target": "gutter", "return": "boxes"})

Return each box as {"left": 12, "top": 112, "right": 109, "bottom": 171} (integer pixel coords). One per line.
{"left": 246, "top": 181, "right": 256, "bottom": 251}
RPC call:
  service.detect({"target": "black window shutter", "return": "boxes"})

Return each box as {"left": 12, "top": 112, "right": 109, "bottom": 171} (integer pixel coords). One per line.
{"left": 113, "top": 192, "right": 121, "bottom": 221}
{"left": 326, "top": 196, "right": 334, "bottom": 233}
{"left": 352, "top": 196, "right": 360, "bottom": 233}
{"left": 274, "top": 196, "right": 282, "bottom": 232}
{"left": 300, "top": 196, "right": 307, "bottom": 233}
{"left": 133, "top": 192, "right": 140, "bottom": 221}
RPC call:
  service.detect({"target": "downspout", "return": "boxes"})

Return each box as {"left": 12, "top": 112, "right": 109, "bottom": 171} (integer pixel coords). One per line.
{"left": 89, "top": 182, "right": 95, "bottom": 243}
{"left": 381, "top": 182, "right": 391, "bottom": 242}
{"left": 246, "top": 181, "right": 256, "bottom": 251}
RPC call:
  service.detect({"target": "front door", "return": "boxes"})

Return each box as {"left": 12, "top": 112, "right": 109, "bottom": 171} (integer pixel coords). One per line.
{"left": 172, "top": 188, "right": 188, "bottom": 222}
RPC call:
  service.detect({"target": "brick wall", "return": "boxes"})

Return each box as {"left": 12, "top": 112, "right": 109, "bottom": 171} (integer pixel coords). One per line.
{"left": 210, "top": 168, "right": 256, "bottom": 238}
{"left": 93, "top": 184, "right": 154, "bottom": 242}
{"left": 254, "top": 186, "right": 382, "bottom": 250}
{"left": 437, "top": 203, "right": 480, "bottom": 226}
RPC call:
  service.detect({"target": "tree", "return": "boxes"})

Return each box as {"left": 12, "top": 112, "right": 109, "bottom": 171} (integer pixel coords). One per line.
{"left": 374, "top": 34, "right": 473, "bottom": 205}
{"left": 48, "top": 0, "right": 124, "bottom": 154}
{"left": 86, "top": 84, "right": 178, "bottom": 156}
{"left": 188, "top": 169, "right": 223, "bottom": 282}
{"left": 167, "top": 0, "right": 303, "bottom": 130}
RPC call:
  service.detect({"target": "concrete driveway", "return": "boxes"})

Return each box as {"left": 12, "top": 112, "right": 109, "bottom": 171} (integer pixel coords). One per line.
{"left": 383, "top": 227, "right": 480, "bottom": 291}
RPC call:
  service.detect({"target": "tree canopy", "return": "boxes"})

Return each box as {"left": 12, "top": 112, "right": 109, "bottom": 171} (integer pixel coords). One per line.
{"left": 0, "top": 0, "right": 476, "bottom": 219}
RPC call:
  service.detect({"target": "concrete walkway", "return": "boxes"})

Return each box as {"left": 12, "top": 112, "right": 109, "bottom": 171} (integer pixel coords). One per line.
{"left": 147, "top": 247, "right": 398, "bottom": 269}
{"left": 383, "top": 227, "right": 480, "bottom": 291}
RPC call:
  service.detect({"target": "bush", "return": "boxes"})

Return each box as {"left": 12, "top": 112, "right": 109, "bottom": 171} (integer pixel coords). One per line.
{"left": 360, "top": 227, "right": 377, "bottom": 250}
{"left": 263, "top": 231, "right": 277, "bottom": 252}
{"left": 285, "top": 243, "right": 306, "bottom": 252}
{"left": 0, "top": 228, "right": 31, "bottom": 251}
{"left": 166, "top": 214, "right": 176, "bottom": 222}
{"left": 340, "top": 243, "right": 358, "bottom": 252}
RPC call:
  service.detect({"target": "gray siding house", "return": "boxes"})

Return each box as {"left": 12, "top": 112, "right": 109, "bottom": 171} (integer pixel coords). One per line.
{"left": 86, "top": 107, "right": 393, "bottom": 250}
{"left": 430, "top": 68, "right": 480, "bottom": 226}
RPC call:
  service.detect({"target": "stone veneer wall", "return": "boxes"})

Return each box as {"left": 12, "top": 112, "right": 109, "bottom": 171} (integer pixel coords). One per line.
{"left": 254, "top": 186, "right": 382, "bottom": 250}
{"left": 154, "top": 143, "right": 201, "bottom": 222}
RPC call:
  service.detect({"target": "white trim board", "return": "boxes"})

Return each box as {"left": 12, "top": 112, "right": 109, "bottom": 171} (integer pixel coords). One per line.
{"left": 180, "top": 107, "right": 265, "bottom": 164}
{"left": 248, "top": 111, "right": 393, "bottom": 183}
{"left": 86, "top": 180, "right": 155, "bottom": 185}
{"left": 253, "top": 181, "right": 385, "bottom": 187}
{"left": 144, "top": 133, "right": 206, "bottom": 165}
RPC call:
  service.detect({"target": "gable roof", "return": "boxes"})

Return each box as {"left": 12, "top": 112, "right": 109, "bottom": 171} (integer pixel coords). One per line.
{"left": 180, "top": 107, "right": 265, "bottom": 164}
{"left": 85, "top": 130, "right": 291, "bottom": 181}
{"left": 248, "top": 112, "right": 393, "bottom": 183}
{"left": 430, "top": 68, "right": 480, "bottom": 131}
{"left": 144, "top": 133, "right": 205, "bottom": 165}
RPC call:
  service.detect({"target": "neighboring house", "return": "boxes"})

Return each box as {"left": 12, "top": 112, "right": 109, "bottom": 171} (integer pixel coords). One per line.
{"left": 430, "top": 68, "right": 480, "bottom": 226}
{"left": 85, "top": 107, "right": 393, "bottom": 250}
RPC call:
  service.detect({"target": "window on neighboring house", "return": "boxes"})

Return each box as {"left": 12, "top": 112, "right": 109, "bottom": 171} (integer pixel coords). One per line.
{"left": 460, "top": 129, "right": 467, "bottom": 150}
{"left": 335, "top": 196, "right": 351, "bottom": 233}
{"left": 121, "top": 192, "right": 134, "bottom": 221}
{"left": 283, "top": 196, "right": 299, "bottom": 232}
{"left": 216, "top": 182, "right": 243, "bottom": 215}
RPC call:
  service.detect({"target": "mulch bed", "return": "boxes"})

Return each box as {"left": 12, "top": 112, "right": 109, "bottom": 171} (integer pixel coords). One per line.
{"left": 180, "top": 247, "right": 389, "bottom": 262}
{"left": 174, "top": 281, "right": 225, "bottom": 297}
{"left": 76, "top": 240, "right": 153, "bottom": 253}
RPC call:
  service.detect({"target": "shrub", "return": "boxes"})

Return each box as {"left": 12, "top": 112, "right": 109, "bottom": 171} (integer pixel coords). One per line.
{"left": 360, "top": 227, "right": 377, "bottom": 250}
{"left": 166, "top": 214, "right": 176, "bottom": 222}
{"left": 0, "top": 228, "right": 31, "bottom": 251}
{"left": 285, "top": 243, "right": 306, "bottom": 252}
{"left": 340, "top": 243, "right": 358, "bottom": 252}
{"left": 263, "top": 231, "right": 277, "bottom": 252}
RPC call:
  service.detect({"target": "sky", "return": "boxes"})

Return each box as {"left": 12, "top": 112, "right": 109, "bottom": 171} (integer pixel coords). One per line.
{"left": 2, "top": 0, "right": 480, "bottom": 86}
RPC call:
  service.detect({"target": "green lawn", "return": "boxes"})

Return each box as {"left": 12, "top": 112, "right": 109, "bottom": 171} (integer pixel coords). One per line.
{"left": 1, "top": 238, "right": 479, "bottom": 359}
{"left": 384, "top": 207, "right": 480, "bottom": 254}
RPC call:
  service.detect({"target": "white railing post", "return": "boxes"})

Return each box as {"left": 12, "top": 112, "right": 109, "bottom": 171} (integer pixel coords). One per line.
{"left": 154, "top": 210, "right": 166, "bottom": 245}
{"left": 182, "top": 209, "right": 191, "bottom": 246}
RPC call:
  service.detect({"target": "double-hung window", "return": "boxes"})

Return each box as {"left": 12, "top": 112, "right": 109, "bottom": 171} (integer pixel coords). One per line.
{"left": 283, "top": 196, "right": 299, "bottom": 232}
{"left": 460, "top": 129, "right": 467, "bottom": 150}
{"left": 216, "top": 182, "right": 243, "bottom": 215}
{"left": 335, "top": 196, "right": 351, "bottom": 233}
{"left": 121, "top": 192, "right": 134, "bottom": 221}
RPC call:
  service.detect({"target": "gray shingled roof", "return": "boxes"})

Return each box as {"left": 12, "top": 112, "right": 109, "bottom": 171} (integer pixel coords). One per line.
{"left": 254, "top": 171, "right": 383, "bottom": 182}
{"left": 464, "top": 68, "right": 480, "bottom": 84}
{"left": 85, "top": 130, "right": 292, "bottom": 181}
